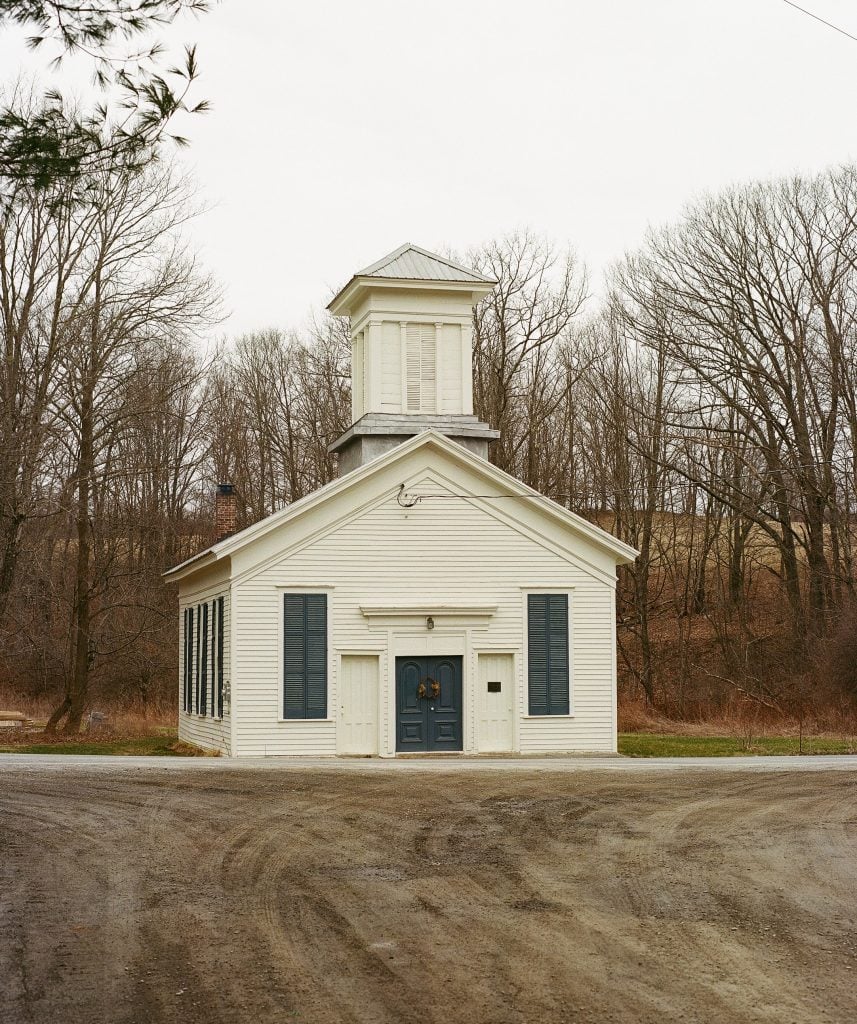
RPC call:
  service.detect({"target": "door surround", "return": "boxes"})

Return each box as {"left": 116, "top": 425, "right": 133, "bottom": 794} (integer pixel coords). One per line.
{"left": 384, "top": 629, "right": 470, "bottom": 757}
{"left": 359, "top": 606, "right": 497, "bottom": 757}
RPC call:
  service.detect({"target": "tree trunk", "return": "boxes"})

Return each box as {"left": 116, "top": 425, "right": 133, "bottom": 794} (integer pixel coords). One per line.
{"left": 0, "top": 512, "right": 23, "bottom": 626}
{"left": 805, "top": 498, "right": 830, "bottom": 634}
{"left": 46, "top": 393, "right": 93, "bottom": 734}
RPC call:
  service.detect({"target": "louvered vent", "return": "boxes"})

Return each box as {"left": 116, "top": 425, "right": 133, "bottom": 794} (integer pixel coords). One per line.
{"left": 405, "top": 323, "right": 437, "bottom": 413}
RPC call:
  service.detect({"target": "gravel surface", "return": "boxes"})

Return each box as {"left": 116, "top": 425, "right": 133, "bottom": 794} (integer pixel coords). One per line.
{"left": 2, "top": 758, "right": 856, "bottom": 1023}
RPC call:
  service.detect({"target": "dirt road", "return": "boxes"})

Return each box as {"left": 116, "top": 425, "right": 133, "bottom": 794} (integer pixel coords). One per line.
{"left": 2, "top": 761, "right": 856, "bottom": 1024}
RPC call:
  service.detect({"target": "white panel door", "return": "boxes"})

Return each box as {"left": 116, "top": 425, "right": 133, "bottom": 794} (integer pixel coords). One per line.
{"left": 477, "top": 653, "right": 515, "bottom": 753}
{"left": 338, "top": 655, "right": 379, "bottom": 755}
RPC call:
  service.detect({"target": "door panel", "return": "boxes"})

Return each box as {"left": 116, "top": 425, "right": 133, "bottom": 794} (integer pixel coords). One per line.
{"left": 428, "top": 657, "right": 463, "bottom": 751}
{"left": 396, "top": 659, "right": 427, "bottom": 751}
{"left": 477, "top": 653, "right": 515, "bottom": 752}
{"left": 396, "top": 656, "right": 463, "bottom": 752}
{"left": 337, "top": 655, "right": 379, "bottom": 755}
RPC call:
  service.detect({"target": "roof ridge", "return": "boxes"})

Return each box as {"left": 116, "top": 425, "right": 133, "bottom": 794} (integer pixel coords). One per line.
{"left": 356, "top": 242, "right": 412, "bottom": 277}
{"left": 402, "top": 243, "right": 490, "bottom": 281}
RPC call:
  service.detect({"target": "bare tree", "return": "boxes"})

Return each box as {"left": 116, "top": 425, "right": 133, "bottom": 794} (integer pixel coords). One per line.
{"left": 44, "top": 164, "right": 216, "bottom": 732}
{"left": 470, "top": 231, "right": 586, "bottom": 481}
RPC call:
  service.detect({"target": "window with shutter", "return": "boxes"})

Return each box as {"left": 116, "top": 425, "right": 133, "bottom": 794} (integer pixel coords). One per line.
{"left": 527, "top": 594, "right": 570, "bottom": 716}
{"left": 200, "top": 602, "right": 209, "bottom": 716}
{"left": 194, "top": 603, "right": 202, "bottom": 713}
{"left": 405, "top": 323, "right": 437, "bottom": 412}
{"left": 283, "top": 593, "right": 328, "bottom": 719}
{"left": 181, "top": 610, "right": 185, "bottom": 712}
{"left": 182, "top": 608, "right": 191, "bottom": 712}
{"left": 208, "top": 599, "right": 217, "bottom": 718}
{"left": 188, "top": 608, "right": 195, "bottom": 713}
{"left": 216, "top": 597, "right": 225, "bottom": 718}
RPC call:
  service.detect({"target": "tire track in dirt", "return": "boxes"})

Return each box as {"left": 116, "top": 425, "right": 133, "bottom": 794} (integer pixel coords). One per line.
{"left": 2, "top": 765, "right": 857, "bottom": 1024}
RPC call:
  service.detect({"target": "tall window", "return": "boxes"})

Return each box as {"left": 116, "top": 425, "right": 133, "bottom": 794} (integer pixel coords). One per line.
{"left": 200, "top": 602, "right": 209, "bottom": 716}
{"left": 283, "top": 593, "right": 328, "bottom": 719}
{"left": 527, "top": 594, "right": 570, "bottom": 716}
{"left": 405, "top": 323, "right": 437, "bottom": 412}
{"left": 183, "top": 607, "right": 193, "bottom": 712}
{"left": 216, "top": 597, "right": 225, "bottom": 718}
{"left": 194, "top": 603, "right": 202, "bottom": 713}
{"left": 183, "top": 598, "right": 226, "bottom": 718}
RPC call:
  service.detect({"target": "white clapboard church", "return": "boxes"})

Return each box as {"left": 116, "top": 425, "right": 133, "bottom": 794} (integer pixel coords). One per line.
{"left": 165, "top": 244, "right": 637, "bottom": 756}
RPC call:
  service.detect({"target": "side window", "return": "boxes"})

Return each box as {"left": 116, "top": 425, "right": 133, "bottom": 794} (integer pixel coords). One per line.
{"left": 283, "top": 594, "right": 328, "bottom": 719}
{"left": 183, "top": 607, "right": 193, "bottom": 713}
{"left": 200, "top": 602, "right": 209, "bottom": 716}
{"left": 527, "top": 594, "right": 570, "bottom": 716}
{"left": 195, "top": 602, "right": 202, "bottom": 713}
{"left": 184, "top": 597, "right": 225, "bottom": 718}
{"left": 216, "top": 597, "right": 225, "bottom": 718}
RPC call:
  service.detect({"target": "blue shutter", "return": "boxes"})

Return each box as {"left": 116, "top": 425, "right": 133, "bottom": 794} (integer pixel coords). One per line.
{"left": 182, "top": 609, "right": 189, "bottom": 712}
{"left": 200, "top": 603, "right": 209, "bottom": 716}
{"left": 304, "top": 594, "right": 328, "bottom": 719}
{"left": 209, "top": 599, "right": 216, "bottom": 718}
{"left": 283, "top": 595, "right": 307, "bottom": 718}
{"left": 187, "top": 608, "right": 192, "bottom": 712}
{"left": 181, "top": 609, "right": 186, "bottom": 712}
{"left": 195, "top": 603, "right": 201, "bottom": 713}
{"left": 528, "top": 594, "right": 569, "bottom": 715}
{"left": 547, "top": 595, "right": 570, "bottom": 714}
{"left": 216, "top": 597, "right": 224, "bottom": 718}
{"left": 283, "top": 594, "right": 327, "bottom": 719}
{"left": 528, "top": 595, "right": 549, "bottom": 715}
{"left": 188, "top": 606, "right": 193, "bottom": 712}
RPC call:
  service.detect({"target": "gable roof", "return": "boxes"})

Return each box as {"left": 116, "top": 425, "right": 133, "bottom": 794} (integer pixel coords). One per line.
{"left": 327, "top": 244, "right": 497, "bottom": 316}
{"left": 163, "top": 431, "right": 638, "bottom": 584}
{"left": 354, "top": 243, "right": 496, "bottom": 284}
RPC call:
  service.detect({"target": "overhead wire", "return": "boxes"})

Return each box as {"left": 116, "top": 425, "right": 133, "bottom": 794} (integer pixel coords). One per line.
{"left": 396, "top": 484, "right": 580, "bottom": 507}
{"left": 780, "top": 0, "right": 857, "bottom": 45}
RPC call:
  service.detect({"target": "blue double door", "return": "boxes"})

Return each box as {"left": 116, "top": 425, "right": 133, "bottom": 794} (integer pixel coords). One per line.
{"left": 396, "top": 656, "right": 463, "bottom": 752}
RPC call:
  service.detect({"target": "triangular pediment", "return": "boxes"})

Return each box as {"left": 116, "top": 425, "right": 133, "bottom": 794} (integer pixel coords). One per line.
{"left": 164, "top": 431, "right": 637, "bottom": 585}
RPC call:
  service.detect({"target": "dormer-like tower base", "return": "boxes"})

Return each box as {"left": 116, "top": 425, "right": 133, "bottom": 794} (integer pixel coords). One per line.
{"left": 330, "top": 413, "right": 499, "bottom": 475}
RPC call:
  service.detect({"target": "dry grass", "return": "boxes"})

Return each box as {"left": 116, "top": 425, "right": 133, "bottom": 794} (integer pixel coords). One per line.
{"left": 0, "top": 687, "right": 177, "bottom": 750}
{"left": 618, "top": 693, "right": 857, "bottom": 742}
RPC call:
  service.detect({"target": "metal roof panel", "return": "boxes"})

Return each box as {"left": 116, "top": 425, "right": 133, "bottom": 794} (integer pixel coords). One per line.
{"left": 355, "top": 243, "right": 495, "bottom": 283}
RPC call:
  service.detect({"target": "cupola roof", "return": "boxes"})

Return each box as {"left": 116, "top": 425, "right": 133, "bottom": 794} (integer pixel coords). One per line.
{"left": 355, "top": 243, "right": 495, "bottom": 283}
{"left": 328, "top": 243, "right": 496, "bottom": 316}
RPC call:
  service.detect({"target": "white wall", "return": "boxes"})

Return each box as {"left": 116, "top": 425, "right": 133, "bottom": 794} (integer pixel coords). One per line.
{"left": 226, "top": 449, "right": 618, "bottom": 757}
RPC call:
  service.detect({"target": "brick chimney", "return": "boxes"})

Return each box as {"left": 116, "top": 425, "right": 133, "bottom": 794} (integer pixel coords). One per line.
{"left": 214, "top": 483, "right": 237, "bottom": 542}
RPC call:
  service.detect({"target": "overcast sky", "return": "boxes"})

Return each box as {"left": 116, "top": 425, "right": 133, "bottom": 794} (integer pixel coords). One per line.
{"left": 2, "top": 0, "right": 856, "bottom": 334}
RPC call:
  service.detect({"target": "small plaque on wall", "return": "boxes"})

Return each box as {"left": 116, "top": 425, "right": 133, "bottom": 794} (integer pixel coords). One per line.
{"left": 487, "top": 680, "right": 502, "bottom": 693}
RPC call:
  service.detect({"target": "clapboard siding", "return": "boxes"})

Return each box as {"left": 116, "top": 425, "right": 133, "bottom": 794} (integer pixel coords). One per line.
{"left": 230, "top": 464, "right": 618, "bottom": 756}
{"left": 178, "top": 585, "right": 232, "bottom": 754}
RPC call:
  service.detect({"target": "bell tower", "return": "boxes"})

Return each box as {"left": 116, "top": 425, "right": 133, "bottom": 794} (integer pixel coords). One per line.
{"left": 327, "top": 243, "right": 499, "bottom": 474}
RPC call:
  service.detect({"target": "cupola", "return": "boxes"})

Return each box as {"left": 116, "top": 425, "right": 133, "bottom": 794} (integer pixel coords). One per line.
{"left": 327, "top": 243, "right": 499, "bottom": 474}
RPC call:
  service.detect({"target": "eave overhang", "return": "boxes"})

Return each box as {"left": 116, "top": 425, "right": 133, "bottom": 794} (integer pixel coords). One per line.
{"left": 327, "top": 275, "right": 496, "bottom": 318}
{"left": 162, "top": 548, "right": 217, "bottom": 584}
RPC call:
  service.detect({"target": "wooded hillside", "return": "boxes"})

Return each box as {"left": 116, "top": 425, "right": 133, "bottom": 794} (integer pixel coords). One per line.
{"left": 3, "top": 163, "right": 857, "bottom": 729}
